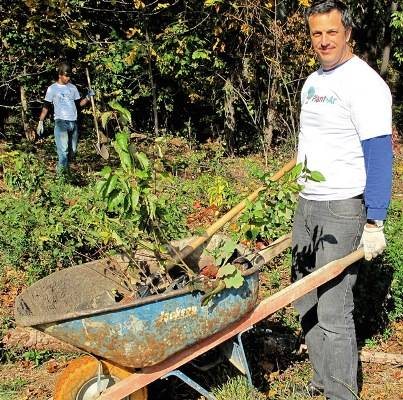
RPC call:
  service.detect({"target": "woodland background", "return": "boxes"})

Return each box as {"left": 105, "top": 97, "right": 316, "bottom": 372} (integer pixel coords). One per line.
{"left": 0, "top": 0, "right": 402, "bottom": 155}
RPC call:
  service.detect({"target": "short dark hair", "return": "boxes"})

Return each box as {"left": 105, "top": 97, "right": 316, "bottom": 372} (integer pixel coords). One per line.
{"left": 306, "top": 0, "right": 353, "bottom": 30}
{"left": 58, "top": 62, "right": 72, "bottom": 76}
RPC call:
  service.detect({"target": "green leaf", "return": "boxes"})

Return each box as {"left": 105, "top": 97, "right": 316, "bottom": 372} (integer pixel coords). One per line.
{"left": 105, "top": 174, "right": 118, "bottom": 195}
{"left": 115, "top": 131, "right": 129, "bottom": 151}
{"left": 223, "top": 271, "right": 244, "bottom": 289}
{"left": 113, "top": 132, "right": 133, "bottom": 171}
{"left": 117, "top": 175, "right": 131, "bottom": 193}
{"left": 111, "top": 230, "right": 125, "bottom": 245}
{"left": 100, "top": 111, "right": 114, "bottom": 129}
{"left": 204, "top": 0, "right": 223, "bottom": 7}
{"left": 310, "top": 170, "right": 326, "bottom": 182}
{"left": 135, "top": 152, "right": 150, "bottom": 171}
{"left": 108, "top": 191, "right": 125, "bottom": 211}
{"left": 109, "top": 101, "right": 132, "bottom": 125}
{"left": 221, "top": 238, "right": 237, "bottom": 257}
{"left": 95, "top": 179, "right": 107, "bottom": 196}
{"left": 288, "top": 162, "right": 303, "bottom": 180}
{"left": 131, "top": 188, "right": 140, "bottom": 210}
{"left": 192, "top": 49, "right": 210, "bottom": 60}
{"left": 217, "top": 263, "right": 236, "bottom": 278}
{"left": 99, "top": 166, "right": 112, "bottom": 178}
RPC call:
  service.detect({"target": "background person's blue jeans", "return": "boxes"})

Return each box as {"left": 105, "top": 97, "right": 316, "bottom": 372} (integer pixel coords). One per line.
{"left": 54, "top": 119, "right": 78, "bottom": 172}
{"left": 291, "top": 196, "right": 366, "bottom": 400}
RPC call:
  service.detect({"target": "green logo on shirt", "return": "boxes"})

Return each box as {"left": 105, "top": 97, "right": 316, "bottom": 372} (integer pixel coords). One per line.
{"left": 305, "top": 86, "right": 337, "bottom": 105}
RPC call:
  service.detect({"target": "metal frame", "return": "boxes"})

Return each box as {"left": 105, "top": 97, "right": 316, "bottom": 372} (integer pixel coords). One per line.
{"left": 162, "top": 370, "right": 217, "bottom": 400}
{"left": 159, "top": 327, "right": 254, "bottom": 399}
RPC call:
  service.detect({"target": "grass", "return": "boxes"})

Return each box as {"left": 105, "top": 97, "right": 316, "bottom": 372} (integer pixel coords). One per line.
{"left": 266, "top": 361, "right": 324, "bottom": 400}
{"left": 213, "top": 376, "right": 266, "bottom": 400}
{"left": 0, "top": 377, "right": 28, "bottom": 400}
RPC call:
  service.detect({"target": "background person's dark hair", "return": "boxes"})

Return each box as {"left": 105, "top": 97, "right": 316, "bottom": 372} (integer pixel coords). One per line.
{"left": 306, "top": 0, "right": 353, "bottom": 30}
{"left": 57, "top": 62, "right": 72, "bottom": 77}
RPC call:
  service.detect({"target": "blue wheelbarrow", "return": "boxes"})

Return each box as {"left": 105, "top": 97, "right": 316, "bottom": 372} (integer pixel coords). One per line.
{"left": 14, "top": 231, "right": 362, "bottom": 400}
{"left": 14, "top": 234, "right": 261, "bottom": 400}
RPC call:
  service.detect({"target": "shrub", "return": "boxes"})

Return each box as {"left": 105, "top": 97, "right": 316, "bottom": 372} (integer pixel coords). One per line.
{"left": 384, "top": 200, "right": 403, "bottom": 321}
{"left": 354, "top": 199, "right": 403, "bottom": 338}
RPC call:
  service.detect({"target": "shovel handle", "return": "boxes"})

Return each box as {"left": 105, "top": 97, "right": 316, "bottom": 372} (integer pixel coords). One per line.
{"left": 165, "top": 157, "right": 297, "bottom": 271}
{"left": 85, "top": 68, "right": 101, "bottom": 144}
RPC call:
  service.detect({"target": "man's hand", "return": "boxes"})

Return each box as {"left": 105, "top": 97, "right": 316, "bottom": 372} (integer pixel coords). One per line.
{"left": 360, "top": 224, "right": 386, "bottom": 261}
{"left": 86, "top": 89, "right": 95, "bottom": 99}
{"left": 37, "top": 120, "right": 44, "bottom": 137}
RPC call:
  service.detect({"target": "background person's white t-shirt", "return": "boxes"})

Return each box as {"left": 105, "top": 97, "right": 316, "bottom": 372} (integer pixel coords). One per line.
{"left": 45, "top": 82, "right": 81, "bottom": 121}
{"left": 297, "top": 56, "right": 392, "bottom": 200}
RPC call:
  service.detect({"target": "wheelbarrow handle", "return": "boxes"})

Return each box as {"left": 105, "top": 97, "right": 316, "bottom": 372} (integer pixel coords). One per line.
{"left": 165, "top": 157, "right": 297, "bottom": 272}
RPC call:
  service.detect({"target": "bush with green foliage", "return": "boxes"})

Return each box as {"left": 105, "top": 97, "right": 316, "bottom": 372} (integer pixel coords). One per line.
{"left": 384, "top": 200, "right": 403, "bottom": 321}
{"left": 354, "top": 199, "right": 403, "bottom": 339}
{"left": 235, "top": 160, "right": 325, "bottom": 242}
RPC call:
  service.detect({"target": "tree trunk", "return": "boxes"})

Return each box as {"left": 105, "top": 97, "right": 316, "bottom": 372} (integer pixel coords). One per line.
{"left": 146, "top": 28, "right": 159, "bottom": 137}
{"left": 20, "top": 67, "right": 32, "bottom": 140}
{"left": 380, "top": 2, "right": 398, "bottom": 77}
{"left": 20, "top": 67, "right": 35, "bottom": 141}
{"left": 223, "top": 77, "right": 236, "bottom": 155}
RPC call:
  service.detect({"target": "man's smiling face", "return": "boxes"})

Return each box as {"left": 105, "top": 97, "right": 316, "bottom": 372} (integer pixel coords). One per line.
{"left": 308, "top": 9, "right": 352, "bottom": 70}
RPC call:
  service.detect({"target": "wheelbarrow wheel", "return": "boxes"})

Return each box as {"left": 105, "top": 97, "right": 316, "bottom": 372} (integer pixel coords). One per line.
{"left": 54, "top": 355, "right": 148, "bottom": 400}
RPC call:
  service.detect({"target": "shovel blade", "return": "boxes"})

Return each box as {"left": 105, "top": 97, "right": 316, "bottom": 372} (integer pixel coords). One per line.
{"left": 99, "top": 131, "right": 108, "bottom": 144}
{"left": 95, "top": 142, "right": 109, "bottom": 160}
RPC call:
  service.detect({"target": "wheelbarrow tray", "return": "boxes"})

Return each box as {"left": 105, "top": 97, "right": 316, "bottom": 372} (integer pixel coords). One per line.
{"left": 14, "top": 236, "right": 259, "bottom": 369}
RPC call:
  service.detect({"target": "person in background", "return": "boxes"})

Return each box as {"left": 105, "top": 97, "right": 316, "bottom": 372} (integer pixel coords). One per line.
{"left": 37, "top": 62, "right": 95, "bottom": 176}
{"left": 291, "top": 1, "right": 393, "bottom": 399}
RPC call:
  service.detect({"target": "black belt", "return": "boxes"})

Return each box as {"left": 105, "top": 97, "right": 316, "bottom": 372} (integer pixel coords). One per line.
{"left": 351, "top": 193, "right": 363, "bottom": 199}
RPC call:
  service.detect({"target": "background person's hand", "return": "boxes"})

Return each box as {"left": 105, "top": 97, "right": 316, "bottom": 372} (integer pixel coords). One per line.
{"left": 86, "top": 89, "right": 95, "bottom": 99}
{"left": 37, "top": 120, "right": 44, "bottom": 137}
{"left": 360, "top": 224, "right": 386, "bottom": 261}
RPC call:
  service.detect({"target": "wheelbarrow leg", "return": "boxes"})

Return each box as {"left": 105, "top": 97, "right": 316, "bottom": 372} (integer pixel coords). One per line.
{"left": 220, "top": 327, "right": 253, "bottom": 386}
{"left": 162, "top": 370, "right": 217, "bottom": 400}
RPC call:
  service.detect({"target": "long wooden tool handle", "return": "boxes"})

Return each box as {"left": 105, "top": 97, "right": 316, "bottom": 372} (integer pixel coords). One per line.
{"left": 85, "top": 68, "right": 101, "bottom": 144}
{"left": 165, "top": 157, "right": 297, "bottom": 271}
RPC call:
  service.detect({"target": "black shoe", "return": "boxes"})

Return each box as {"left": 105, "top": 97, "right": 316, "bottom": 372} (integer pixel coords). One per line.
{"left": 307, "top": 383, "right": 324, "bottom": 396}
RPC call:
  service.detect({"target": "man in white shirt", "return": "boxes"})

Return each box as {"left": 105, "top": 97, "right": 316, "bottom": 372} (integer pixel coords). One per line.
{"left": 37, "top": 63, "right": 94, "bottom": 175}
{"left": 292, "top": 1, "right": 393, "bottom": 399}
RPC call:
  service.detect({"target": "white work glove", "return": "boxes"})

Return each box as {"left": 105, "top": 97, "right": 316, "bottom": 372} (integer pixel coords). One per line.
{"left": 37, "top": 120, "right": 44, "bottom": 137}
{"left": 360, "top": 224, "right": 386, "bottom": 261}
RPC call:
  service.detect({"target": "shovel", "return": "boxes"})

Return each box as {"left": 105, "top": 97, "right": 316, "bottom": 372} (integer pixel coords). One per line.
{"left": 85, "top": 68, "right": 109, "bottom": 160}
{"left": 165, "top": 157, "right": 297, "bottom": 272}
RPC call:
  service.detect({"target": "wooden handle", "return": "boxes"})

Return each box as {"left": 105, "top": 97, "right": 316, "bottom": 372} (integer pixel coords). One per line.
{"left": 85, "top": 68, "right": 101, "bottom": 144}
{"left": 165, "top": 157, "right": 297, "bottom": 271}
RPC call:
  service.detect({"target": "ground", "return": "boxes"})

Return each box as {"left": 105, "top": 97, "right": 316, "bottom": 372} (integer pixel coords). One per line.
{"left": 0, "top": 137, "right": 402, "bottom": 399}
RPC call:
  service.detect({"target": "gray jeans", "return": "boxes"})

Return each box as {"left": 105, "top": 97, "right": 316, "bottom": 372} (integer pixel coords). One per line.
{"left": 292, "top": 196, "right": 366, "bottom": 400}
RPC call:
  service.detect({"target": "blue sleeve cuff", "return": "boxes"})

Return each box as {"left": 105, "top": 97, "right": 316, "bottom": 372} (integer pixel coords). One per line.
{"left": 366, "top": 207, "right": 388, "bottom": 220}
